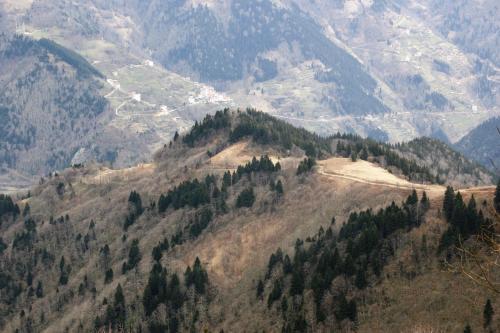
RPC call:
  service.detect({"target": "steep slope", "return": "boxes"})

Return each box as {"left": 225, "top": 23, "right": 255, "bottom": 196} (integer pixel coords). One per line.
{"left": 455, "top": 116, "right": 500, "bottom": 173}
{"left": 396, "top": 137, "right": 494, "bottom": 186}
{"left": 0, "top": 35, "right": 107, "bottom": 178}
{"left": 292, "top": 0, "right": 499, "bottom": 142}
{"left": 0, "top": 111, "right": 497, "bottom": 332}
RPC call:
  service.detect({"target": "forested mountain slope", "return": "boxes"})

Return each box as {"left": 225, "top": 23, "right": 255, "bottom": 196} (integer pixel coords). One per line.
{"left": 0, "top": 110, "right": 498, "bottom": 332}
{"left": 455, "top": 117, "right": 500, "bottom": 174}
{"left": 0, "top": 35, "right": 107, "bottom": 179}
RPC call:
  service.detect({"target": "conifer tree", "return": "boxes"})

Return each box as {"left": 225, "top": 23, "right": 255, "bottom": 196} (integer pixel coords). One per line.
{"left": 484, "top": 299, "right": 494, "bottom": 328}
{"left": 152, "top": 244, "right": 162, "bottom": 262}
{"left": 443, "top": 186, "right": 455, "bottom": 221}
{"left": 106, "top": 284, "right": 126, "bottom": 329}
{"left": 35, "top": 281, "right": 43, "bottom": 298}
{"left": 124, "top": 239, "right": 141, "bottom": 272}
{"left": 290, "top": 270, "right": 304, "bottom": 296}
{"left": 420, "top": 191, "right": 430, "bottom": 211}
{"left": 360, "top": 148, "right": 368, "bottom": 161}
{"left": 256, "top": 279, "right": 264, "bottom": 299}
{"left": 406, "top": 189, "right": 418, "bottom": 205}
{"left": 236, "top": 188, "right": 256, "bottom": 208}
{"left": 143, "top": 263, "right": 167, "bottom": 316}
{"left": 275, "top": 180, "right": 284, "bottom": 195}
{"left": 105, "top": 269, "right": 114, "bottom": 284}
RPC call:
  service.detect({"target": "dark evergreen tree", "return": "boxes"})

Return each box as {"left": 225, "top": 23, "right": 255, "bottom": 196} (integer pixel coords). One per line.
{"left": 143, "top": 263, "right": 168, "bottom": 316}
{"left": 275, "top": 180, "right": 284, "bottom": 195}
{"left": 355, "top": 269, "right": 367, "bottom": 289}
{"left": 105, "top": 284, "right": 126, "bottom": 329}
{"left": 290, "top": 269, "right": 304, "bottom": 296}
{"left": 105, "top": 269, "right": 114, "bottom": 284}
{"left": 58, "top": 256, "right": 70, "bottom": 285}
{"left": 236, "top": 188, "right": 256, "bottom": 208}
{"left": 443, "top": 186, "right": 455, "bottom": 221}
{"left": 124, "top": 191, "right": 143, "bottom": 230}
{"left": 420, "top": 191, "right": 430, "bottom": 212}
{"left": 124, "top": 239, "right": 141, "bottom": 272}
{"left": 0, "top": 194, "right": 20, "bottom": 219}
{"left": 22, "top": 203, "right": 30, "bottom": 217}
{"left": 222, "top": 171, "right": 232, "bottom": 190}
{"left": 335, "top": 295, "right": 357, "bottom": 322}
{"left": 152, "top": 244, "right": 163, "bottom": 262}
{"left": 296, "top": 157, "right": 316, "bottom": 175}
{"left": 463, "top": 324, "right": 472, "bottom": 333}
{"left": 267, "top": 279, "right": 283, "bottom": 308}
{"left": 128, "top": 191, "right": 143, "bottom": 215}
{"left": 360, "top": 148, "right": 368, "bottom": 161}
{"left": 484, "top": 299, "right": 494, "bottom": 328}
{"left": 185, "top": 257, "right": 209, "bottom": 294}
{"left": 256, "top": 279, "right": 264, "bottom": 299}
{"left": 168, "top": 273, "right": 184, "bottom": 310}
{"left": 406, "top": 190, "right": 418, "bottom": 206}
{"left": 35, "top": 281, "right": 43, "bottom": 298}
{"left": 0, "top": 237, "right": 7, "bottom": 254}
{"left": 189, "top": 207, "right": 213, "bottom": 238}
{"left": 158, "top": 178, "right": 211, "bottom": 212}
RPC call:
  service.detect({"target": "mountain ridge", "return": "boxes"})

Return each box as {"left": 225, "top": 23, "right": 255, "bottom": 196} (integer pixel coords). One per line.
{"left": 0, "top": 110, "right": 497, "bottom": 332}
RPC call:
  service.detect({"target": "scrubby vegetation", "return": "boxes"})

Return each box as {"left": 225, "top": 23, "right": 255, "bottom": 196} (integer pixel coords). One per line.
{"left": 261, "top": 191, "right": 431, "bottom": 330}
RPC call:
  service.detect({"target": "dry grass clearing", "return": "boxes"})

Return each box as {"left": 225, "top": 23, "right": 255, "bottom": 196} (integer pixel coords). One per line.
{"left": 318, "top": 158, "right": 446, "bottom": 195}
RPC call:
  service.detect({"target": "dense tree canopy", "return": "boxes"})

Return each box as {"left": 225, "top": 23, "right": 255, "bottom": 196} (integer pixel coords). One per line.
{"left": 439, "top": 187, "right": 493, "bottom": 251}
{"left": 0, "top": 194, "right": 20, "bottom": 220}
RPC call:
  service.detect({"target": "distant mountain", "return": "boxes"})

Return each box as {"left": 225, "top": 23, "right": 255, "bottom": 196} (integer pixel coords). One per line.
{"left": 0, "top": 0, "right": 499, "bottom": 188}
{"left": 137, "top": 0, "right": 388, "bottom": 116}
{"left": 455, "top": 117, "right": 500, "bottom": 174}
{"left": 0, "top": 35, "right": 156, "bottom": 188}
{"left": 0, "top": 35, "right": 107, "bottom": 175}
